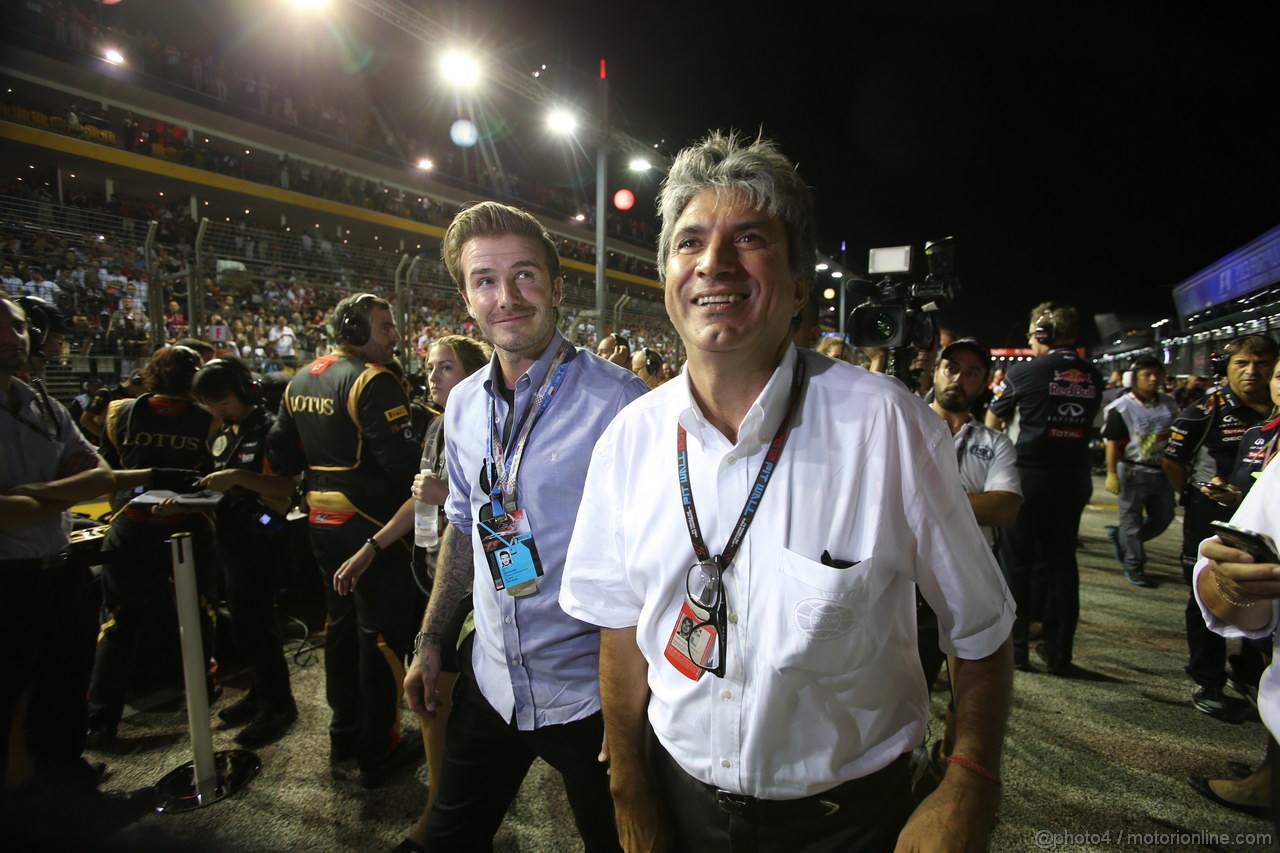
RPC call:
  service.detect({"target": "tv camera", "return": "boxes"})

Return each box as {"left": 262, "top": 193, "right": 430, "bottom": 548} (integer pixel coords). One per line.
{"left": 847, "top": 237, "right": 960, "bottom": 388}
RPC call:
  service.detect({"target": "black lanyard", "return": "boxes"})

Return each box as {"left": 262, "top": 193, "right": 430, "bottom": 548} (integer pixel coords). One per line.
{"left": 676, "top": 355, "right": 806, "bottom": 571}
{"left": 1, "top": 379, "right": 59, "bottom": 442}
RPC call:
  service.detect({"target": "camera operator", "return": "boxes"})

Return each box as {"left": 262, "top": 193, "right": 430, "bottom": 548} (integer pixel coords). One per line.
{"left": 80, "top": 371, "right": 146, "bottom": 444}
{"left": 1164, "top": 334, "right": 1278, "bottom": 717}
{"left": 86, "top": 345, "right": 217, "bottom": 748}
{"left": 192, "top": 357, "right": 299, "bottom": 747}
{"left": 986, "top": 302, "right": 1104, "bottom": 674}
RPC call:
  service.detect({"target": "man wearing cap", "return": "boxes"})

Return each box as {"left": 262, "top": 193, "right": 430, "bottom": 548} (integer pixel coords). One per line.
{"left": 922, "top": 338, "right": 1023, "bottom": 682}
{"left": 931, "top": 338, "right": 1022, "bottom": 545}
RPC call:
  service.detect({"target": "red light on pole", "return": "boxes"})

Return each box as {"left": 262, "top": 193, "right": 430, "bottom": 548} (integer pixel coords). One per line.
{"left": 613, "top": 188, "right": 635, "bottom": 211}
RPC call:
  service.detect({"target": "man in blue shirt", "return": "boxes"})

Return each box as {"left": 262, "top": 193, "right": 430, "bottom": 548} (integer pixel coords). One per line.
{"left": 404, "top": 202, "right": 646, "bottom": 850}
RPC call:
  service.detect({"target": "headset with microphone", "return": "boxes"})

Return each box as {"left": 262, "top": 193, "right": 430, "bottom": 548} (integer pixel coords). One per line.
{"left": 337, "top": 293, "right": 380, "bottom": 346}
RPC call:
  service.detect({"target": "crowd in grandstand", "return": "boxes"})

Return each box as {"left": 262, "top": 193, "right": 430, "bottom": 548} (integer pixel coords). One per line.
{"left": 0, "top": 182, "right": 679, "bottom": 374}
{"left": 3, "top": 0, "right": 662, "bottom": 270}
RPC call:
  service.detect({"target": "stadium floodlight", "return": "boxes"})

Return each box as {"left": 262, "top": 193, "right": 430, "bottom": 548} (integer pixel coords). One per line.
{"left": 440, "top": 52, "right": 480, "bottom": 87}
{"left": 546, "top": 108, "right": 578, "bottom": 136}
{"left": 103, "top": 47, "right": 125, "bottom": 65}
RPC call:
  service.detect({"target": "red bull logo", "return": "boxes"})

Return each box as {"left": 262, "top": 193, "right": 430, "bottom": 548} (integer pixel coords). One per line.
{"left": 1049, "top": 368, "right": 1098, "bottom": 399}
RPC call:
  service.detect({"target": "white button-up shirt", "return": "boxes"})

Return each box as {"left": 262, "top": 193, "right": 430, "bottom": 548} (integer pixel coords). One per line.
{"left": 562, "top": 346, "right": 1014, "bottom": 799}
{"left": 445, "top": 333, "right": 648, "bottom": 730}
{"left": 1194, "top": 457, "right": 1280, "bottom": 741}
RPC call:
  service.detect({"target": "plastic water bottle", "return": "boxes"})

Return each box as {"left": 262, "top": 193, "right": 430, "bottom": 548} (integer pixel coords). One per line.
{"left": 414, "top": 502, "right": 439, "bottom": 548}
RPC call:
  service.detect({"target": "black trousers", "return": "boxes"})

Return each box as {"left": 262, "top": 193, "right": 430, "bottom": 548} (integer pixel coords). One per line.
{"left": 0, "top": 561, "right": 98, "bottom": 791}
{"left": 1181, "top": 495, "right": 1267, "bottom": 689}
{"left": 651, "top": 735, "right": 912, "bottom": 853}
{"left": 90, "top": 514, "right": 217, "bottom": 712}
{"left": 220, "top": 530, "right": 294, "bottom": 711}
{"left": 309, "top": 518, "right": 422, "bottom": 770}
{"left": 425, "top": 638, "right": 620, "bottom": 853}
{"left": 1002, "top": 465, "right": 1092, "bottom": 667}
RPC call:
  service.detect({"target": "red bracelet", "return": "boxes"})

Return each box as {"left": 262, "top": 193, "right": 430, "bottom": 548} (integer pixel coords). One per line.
{"left": 946, "top": 754, "right": 1003, "bottom": 785}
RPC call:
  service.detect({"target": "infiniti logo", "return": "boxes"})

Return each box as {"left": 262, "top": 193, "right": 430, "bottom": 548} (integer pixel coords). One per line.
{"left": 1057, "top": 402, "right": 1085, "bottom": 417}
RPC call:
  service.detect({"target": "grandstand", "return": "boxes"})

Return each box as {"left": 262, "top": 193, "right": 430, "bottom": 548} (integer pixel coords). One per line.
{"left": 0, "top": 0, "right": 680, "bottom": 400}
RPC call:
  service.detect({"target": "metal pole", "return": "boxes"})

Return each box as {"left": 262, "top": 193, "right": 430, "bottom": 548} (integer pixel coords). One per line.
{"left": 153, "top": 531, "right": 260, "bottom": 813}
{"left": 194, "top": 218, "right": 209, "bottom": 340}
{"left": 613, "top": 294, "right": 630, "bottom": 335}
{"left": 406, "top": 256, "right": 422, "bottom": 374}
{"left": 145, "top": 221, "right": 162, "bottom": 351}
{"left": 594, "top": 62, "right": 608, "bottom": 331}
{"left": 169, "top": 533, "right": 216, "bottom": 799}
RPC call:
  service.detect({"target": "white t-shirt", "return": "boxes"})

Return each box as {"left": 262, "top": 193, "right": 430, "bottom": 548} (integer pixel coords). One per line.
{"left": 269, "top": 325, "right": 296, "bottom": 357}
{"left": 561, "top": 346, "right": 1014, "bottom": 798}
{"left": 952, "top": 417, "right": 1022, "bottom": 544}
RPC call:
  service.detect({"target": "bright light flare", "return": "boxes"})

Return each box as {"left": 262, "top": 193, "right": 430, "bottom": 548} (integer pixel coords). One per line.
{"left": 628, "top": 158, "right": 652, "bottom": 172}
{"left": 547, "top": 109, "right": 578, "bottom": 135}
{"left": 450, "top": 120, "right": 478, "bottom": 148}
{"left": 416, "top": 158, "right": 434, "bottom": 171}
{"left": 441, "top": 52, "right": 480, "bottom": 87}
{"left": 103, "top": 47, "right": 125, "bottom": 65}
{"left": 289, "top": 0, "right": 331, "bottom": 10}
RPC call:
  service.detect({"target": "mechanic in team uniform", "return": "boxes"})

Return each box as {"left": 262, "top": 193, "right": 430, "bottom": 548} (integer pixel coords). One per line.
{"left": 86, "top": 346, "right": 217, "bottom": 748}
{"left": 193, "top": 357, "right": 299, "bottom": 747}
{"left": 267, "top": 293, "right": 425, "bottom": 788}
{"left": 1163, "top": 334, "right": 1278, "bottom": 717}
{"left": 987, "top": 302, "right": 1104, "bottom": 674}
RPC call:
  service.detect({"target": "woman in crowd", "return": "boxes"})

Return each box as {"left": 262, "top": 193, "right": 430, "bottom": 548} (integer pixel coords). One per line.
{"left": 334, "top": 334, "right": 491, "bottom": 852}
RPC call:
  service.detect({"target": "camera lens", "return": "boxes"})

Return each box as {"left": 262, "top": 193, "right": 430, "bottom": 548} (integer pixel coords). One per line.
{"left": 870, "top": 311, "right": 898, "bottom": 345}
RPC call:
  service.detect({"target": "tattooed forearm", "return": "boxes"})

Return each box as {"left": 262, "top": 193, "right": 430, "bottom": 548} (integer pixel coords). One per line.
{"left": 421, "top": 524, "right": 475, "bottom": 634}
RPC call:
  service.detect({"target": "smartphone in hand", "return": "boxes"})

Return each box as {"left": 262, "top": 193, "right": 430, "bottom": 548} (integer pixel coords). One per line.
{"left": 1210, "top": 521, "right": 1280, "bottom": 564}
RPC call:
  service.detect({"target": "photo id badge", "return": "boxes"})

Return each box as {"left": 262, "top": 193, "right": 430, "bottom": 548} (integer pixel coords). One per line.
{"left": 478, "top": 509, "right": 544, "bottom": 594}
{"left": 664, "top": 598, "right": 716, "bottom": 681}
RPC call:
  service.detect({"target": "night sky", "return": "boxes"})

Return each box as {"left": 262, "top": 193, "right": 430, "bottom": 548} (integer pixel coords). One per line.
{"left": 534, "top": 1, "right": 1280, "bottom": 347}
{"left": 108, "top": 1, "right": 1280, "bottom": 347}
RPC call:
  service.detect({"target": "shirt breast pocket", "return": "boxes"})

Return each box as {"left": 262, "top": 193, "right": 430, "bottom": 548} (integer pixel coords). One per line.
{"left": 759, "top": 548, "right": 878, "bottom": 678}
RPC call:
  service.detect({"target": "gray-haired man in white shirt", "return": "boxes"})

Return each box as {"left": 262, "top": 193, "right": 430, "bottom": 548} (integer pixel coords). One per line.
{"left": 561, "top": 132, "right": 1015, "bottom": 852}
